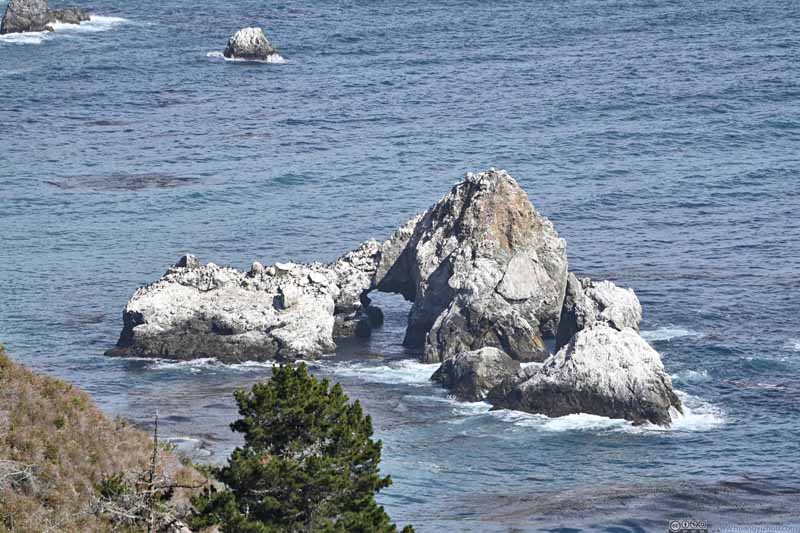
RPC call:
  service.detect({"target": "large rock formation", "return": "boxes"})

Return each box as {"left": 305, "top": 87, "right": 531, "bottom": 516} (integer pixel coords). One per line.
{"left": 108, "top": 243, "right": 382, "bottom": 363}
{"left": 555, "top": 273, "right": 642, "bottom": 351}
{"left": 223, "top": 27, "right": 278, "bottom": 60}
{"left": 431, "top": 347, "right": 520, "bottom": 402}
{"left": 489, "top": 324, "right": 682, "bottom": 426}
{"left": 1, "top": 0, "right": 49, "bottom": 34}
{"left": 1, "top": 0, "right": 90, "bottom": 34}
{"left": 377, "top": 169, "right": 568, "bottom": 363}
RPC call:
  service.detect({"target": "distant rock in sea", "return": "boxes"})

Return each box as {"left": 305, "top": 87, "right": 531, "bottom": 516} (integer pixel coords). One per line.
{"left": 47, "top": 6, "right": 89, "bottom": 25}
{"left": 1, "top": 0, "right": 90, "bottom": 34}
{"left": 223, "top": 27, "right": 278, "bottom": 61}
{"left": 1, "top": 0, "right": 50, "bottom": 34}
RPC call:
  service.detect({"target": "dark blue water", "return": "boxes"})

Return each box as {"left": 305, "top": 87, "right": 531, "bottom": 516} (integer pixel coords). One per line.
{"left": 2, "top": 0, "right": 799, "bottom": 531}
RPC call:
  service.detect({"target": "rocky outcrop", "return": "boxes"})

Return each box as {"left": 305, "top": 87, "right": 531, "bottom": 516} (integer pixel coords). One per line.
{"left": 431, "top": 347, "right": 520, "bottom": 402}
{"left": 377, "top": 169, "right": 568, "bottom": 363}
{"left": 110, "top": 169, "right": 571, "bottom": 364}
{"left": 1, "top": 0, "right": 49, "bottom": 34}
{"left": 555, "top": 273, "right": 642, "bottom": 351}
{"left": 223, "top": 27, "right": 277, "bottom": 60}
{"left": 108, "top": 244, "right": 382, "bottom": 362}
{"left": 47, "top": 6, "right": 89, "bottom": 24}
{"left": 1, "top": 0, "right": 90, "bottom": 34}
{"left": 489, "top": 324, "right": 682, "bottom": 426}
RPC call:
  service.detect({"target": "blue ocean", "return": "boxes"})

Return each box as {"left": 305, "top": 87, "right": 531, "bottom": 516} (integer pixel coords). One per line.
{"left": 1, "top": 0, "right": 799, "bottom": 531}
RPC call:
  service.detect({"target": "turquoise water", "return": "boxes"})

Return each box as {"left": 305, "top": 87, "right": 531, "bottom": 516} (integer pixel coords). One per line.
{"left": 1, "top": 0, "right": 799, "bottom": 530}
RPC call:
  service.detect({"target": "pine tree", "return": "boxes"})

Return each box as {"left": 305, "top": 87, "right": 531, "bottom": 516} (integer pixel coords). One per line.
{"left": 191, "top": 363, "right": 413, "bottom": 533}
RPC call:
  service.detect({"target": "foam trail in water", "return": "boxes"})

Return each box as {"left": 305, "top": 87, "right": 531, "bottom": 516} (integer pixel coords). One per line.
{"left": 139, "top": 357, "right": 275, "bottom": 374}
{"left": 487, "top": 390, "right": 723, "bottom": 433}
{"left": 0, "top": 15, "right": 128, "bottom": 45}
{"left": 671, "top": 369, "right": 712, "bottom": 384}
{"left": 322, "top": 359, "right": 439, "bottom": 385}
{"left": 207, "top": 51, "right": 287, "bottom": 64}
{"left": 641, "top": 326, "right": 702, "bottom": 342}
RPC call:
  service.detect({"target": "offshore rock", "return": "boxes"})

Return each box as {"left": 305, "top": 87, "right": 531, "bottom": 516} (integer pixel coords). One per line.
{"left": 108, "top": 246, "right": 381, "bottom": 363}
{"left": 431, "top": 347, "right": 520, "bottom": 402}
{"left": 377, "top": 169, "right": 568, "bottom": 363}
{"left": 223, "top": 27, "right": 277, "bottom": 60}
{"left": 555, "top": 273, "right": 642, "bottom": 351}
{"left": 47, "top": 6, "right": 89, "bottom": 24}
{"left": 1, "top": 0, "right": 49, "bottom": 34}
{"left": 490, "top": 324, "right": 682, "bottom": 426}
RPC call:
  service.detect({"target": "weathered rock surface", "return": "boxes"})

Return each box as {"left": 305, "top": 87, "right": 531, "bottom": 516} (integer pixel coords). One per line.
{"left": 47, "top": 6, "right": 89, "bottom": 24}
{"left": 223, "top": 27, "right": 277, "bottom": 60}
{"left": 110, "top": 169, "right": 572, "bottom": 364}
{"left": 555, "top": 273, "right": 642, "bottom": 351}
{"left": 377, "top": 169, "right": 568, "bottom": 363}
{"left": 1, "top": 0, "right": 49, "bottom": 34}
{"left": 490, "top": 324, "right": 682, "bottom": 426}
{"left": 108, "top": 244, "right": 382, "bottom": 362}
{"left": 431, "top": 347, "right": 520, "bottom": 402}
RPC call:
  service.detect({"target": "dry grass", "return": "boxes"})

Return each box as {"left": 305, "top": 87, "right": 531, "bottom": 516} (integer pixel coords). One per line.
{"left": 0, "top": 346, "right": 206, "bottom": 532}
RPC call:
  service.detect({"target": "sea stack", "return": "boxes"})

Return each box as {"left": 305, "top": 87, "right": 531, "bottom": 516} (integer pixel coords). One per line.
{"left": 376, "top": 169, "right": 569, "bottom": 363}
{"left": 1, "top": 0, "right": 90, "bottom": 34}
{"left": 1, "top": 0, "right": 50, "bottom": 34}
{"left": 223, "top": 27, "right": 278, "bottom": 60}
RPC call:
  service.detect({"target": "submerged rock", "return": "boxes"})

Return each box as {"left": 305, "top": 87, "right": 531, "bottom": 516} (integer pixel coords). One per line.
{"left": 431, "top": 347, "right": 520, "bottom": 402}
{"left": 47, "top": 6, "right": 89, "bottom": 24}
{"left": 377, "top": 169, "right": 568, "bottom": 363}
{"left": 489, "top": 324, "right": 682, "bottom": 426}
{"left": 1, "top": 0, "right": 49, "bottom": 34}
{"left": 555, "top": 273, "right": 642, "bottom": 351}
{"left": 223, "top": 27, "right": 277, "bottom": 60}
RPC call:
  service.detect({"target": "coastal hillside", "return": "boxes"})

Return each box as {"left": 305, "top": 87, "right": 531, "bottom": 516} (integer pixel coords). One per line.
{"left": 0, "top": 346, "right": 203, "bottom": 532}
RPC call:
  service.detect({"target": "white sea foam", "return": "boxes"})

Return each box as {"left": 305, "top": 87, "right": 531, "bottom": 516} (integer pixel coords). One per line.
{"left": 322, "top": 359, "right": 439, "bottom": 385}
{"left": 0, "top": 15, "right": 128, "bottom": 45}
{"left": 787, "top": 339, "right": 800, "bottom": 352}
{"left": 206, "top": 51, "right": 287, "bottom": 64}
{"left": 671, "top": 369, "right": 712, "bottom": 384}
{"left": 487, "top": 390, "right": 723, "bottom": 433}
{"left": 641, "top": 326, "right": 702, "bottom": 342}
{"left": 142, "top": 357, "right": 274, "bottom": 374}
{"left": 0, "top": 31, "right": 47, "bottom": 45}
{"left": 53, "top": 16, "right": 128, "bottom": 33}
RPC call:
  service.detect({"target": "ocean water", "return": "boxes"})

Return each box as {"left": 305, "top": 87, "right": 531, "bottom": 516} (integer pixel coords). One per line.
{"left": 1, "top": 0, "right": 799, "bottom": 531}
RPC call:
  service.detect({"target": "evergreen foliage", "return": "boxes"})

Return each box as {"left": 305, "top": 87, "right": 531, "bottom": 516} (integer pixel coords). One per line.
{"left": 192, "top": 363, "right": 413, "bottom": 533}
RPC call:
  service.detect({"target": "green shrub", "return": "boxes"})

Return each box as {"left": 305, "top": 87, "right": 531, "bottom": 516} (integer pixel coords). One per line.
{"left": 191, "top": 363, "right": 413, "bottom": 533}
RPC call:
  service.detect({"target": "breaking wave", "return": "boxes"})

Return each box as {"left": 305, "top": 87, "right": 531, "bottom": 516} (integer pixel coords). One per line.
{"left": 641, "top": 326, "right": 702, "bottom": 342}
{"left": 206, "top": 51, "right": 287, "bottom": 64}
{"left": 671, "top": 368, "right": 712, "bottom": 384}
{"left": 0, "top": 15, "right": 128, "bottom": 45}
{"left": 487, "top": 390, "right": 723, "bottom": 433}
{"left": 136, "top": 357, "right": 276, "bottom": 374}
{"left": 321, "top": 359, "right": 439, "bottom": 385}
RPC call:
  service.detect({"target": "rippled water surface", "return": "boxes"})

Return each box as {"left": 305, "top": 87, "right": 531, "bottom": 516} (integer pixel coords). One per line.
{"left": 1, "top": 0, "right": 799, "bottom": 531}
